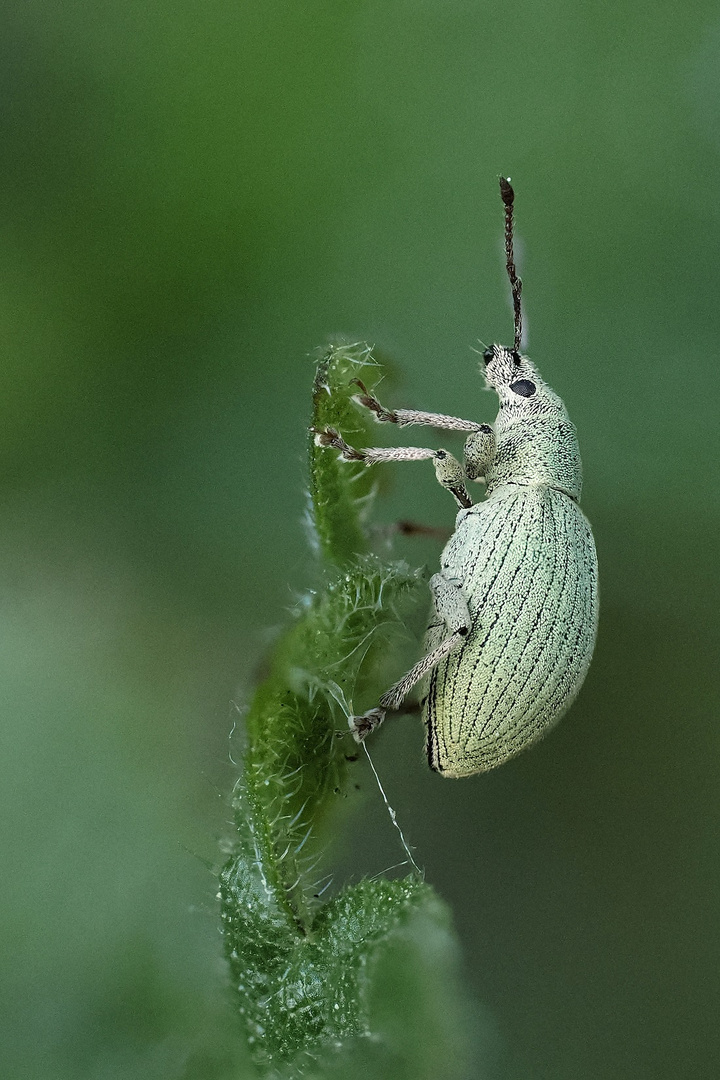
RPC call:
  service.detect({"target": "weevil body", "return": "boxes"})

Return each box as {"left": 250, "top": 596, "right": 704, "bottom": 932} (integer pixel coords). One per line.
{"left": 315, "top": 179, "right": 598, "bottom": 776}
{"left": 423, "top": 344, "right": 598, "bottom": 775}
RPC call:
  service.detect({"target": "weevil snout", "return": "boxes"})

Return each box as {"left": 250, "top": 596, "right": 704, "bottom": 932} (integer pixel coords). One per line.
{"left": 482, "top": 345, "right": 527, "bottom": 393}
{"left": 483, "top": 344, "right": 521, "bottom": 367}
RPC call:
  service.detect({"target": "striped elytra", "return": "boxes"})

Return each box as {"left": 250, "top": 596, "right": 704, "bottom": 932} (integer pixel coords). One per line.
{"left": 425, "top": 484, "right": 598, "bottom": 777}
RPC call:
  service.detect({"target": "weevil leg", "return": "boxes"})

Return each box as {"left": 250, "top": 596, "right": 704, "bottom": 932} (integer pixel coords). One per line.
{"left": 313, "top": 426, "right": 436, "bottom": 464}
{"left": 394, "top": 520, "right": 453, "bottom": 541}
{"left": 350, "top": 572, "right": 470, "bottom": 742}
{"left": 352, "top": 380, "right": 485, "bottom": 434}
{"left": 433, "top": 449, "right": 472, "bottom": 508}
{"left": 313, "top": 428, "right": 472, "bottom": 508}
{"left": 463, "top": 424, "right": 496, "bottom": 482}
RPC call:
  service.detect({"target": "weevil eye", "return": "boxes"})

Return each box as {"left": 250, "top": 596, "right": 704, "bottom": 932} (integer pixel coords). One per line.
{"left": 482, "top": 347, "right": 494, "bottom": 364}
{"left": 509, "top": 378, "right": 536, "bottom": 397}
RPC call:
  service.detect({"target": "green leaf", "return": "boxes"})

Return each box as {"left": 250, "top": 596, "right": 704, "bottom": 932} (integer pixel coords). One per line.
{"left": 308, "top": 341, "right": 381, "bottom": 564}
{"left": 220, "top": 867, "right": 473, "bottom": 1078}
{"left": 239, "top": 554, "right": 422, "bottom": 924}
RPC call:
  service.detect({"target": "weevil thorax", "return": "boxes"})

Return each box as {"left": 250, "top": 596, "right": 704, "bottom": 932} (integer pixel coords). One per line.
{"left": 482, "top": 343, "right": 583, "bottom": 501}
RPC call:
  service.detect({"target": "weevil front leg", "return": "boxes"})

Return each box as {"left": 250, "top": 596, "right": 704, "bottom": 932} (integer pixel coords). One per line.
{"left": 463, "top": 425, "right": 496, "bottom": 482}
{"left": 313, "top": 427, "right": 472, "bottom": 509}
{"left": 350, "top": 571, "right": 471, "bottom": 742}
{"left": 352, "top": 379, "right": 485, "bottom": 434}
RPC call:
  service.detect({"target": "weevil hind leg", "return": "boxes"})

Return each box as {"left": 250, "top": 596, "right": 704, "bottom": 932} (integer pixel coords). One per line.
{"left": 349, "top": 572, "right": 471, "bottom": 742}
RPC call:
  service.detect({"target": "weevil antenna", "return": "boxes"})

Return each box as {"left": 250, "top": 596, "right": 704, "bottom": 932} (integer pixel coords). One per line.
{"left": 499, "top": 176, "right": 523, "bottom": 353}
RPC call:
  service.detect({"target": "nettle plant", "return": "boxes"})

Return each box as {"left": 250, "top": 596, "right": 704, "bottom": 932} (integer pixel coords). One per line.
{"left": 219, "top": 344, "right": 474, "bottom": 1080}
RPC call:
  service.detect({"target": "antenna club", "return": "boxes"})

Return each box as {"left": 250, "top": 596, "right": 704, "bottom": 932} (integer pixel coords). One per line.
{"left": 499, "top": 176, "right": 515, "bottom": 206}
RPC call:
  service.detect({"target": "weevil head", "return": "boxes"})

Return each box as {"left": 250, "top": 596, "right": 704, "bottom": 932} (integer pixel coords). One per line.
{"left": 481, "top": 343, "right": 582, "bottom": 500}
{"left": 481, "top": 344, "right": 567, "bottom": 420}
{"left": 478, "top": 183, "right": 582, "bottom": 500}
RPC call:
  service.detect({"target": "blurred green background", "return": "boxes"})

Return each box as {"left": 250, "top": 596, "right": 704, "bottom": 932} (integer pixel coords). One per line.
{"left": 2, "top": 2, "right": 719, "bottom": 1077}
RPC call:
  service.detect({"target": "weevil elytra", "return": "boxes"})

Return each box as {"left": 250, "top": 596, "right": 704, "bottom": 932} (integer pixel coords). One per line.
{"left": 315, "top": 179, "right": 598, "bottom": 777}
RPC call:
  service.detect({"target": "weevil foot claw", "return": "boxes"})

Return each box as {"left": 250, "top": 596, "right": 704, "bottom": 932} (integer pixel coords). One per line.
{"left": 349, "top": 708, "right": 386, "bottom": 743}
{"left": 313, "top": 426, "right": 365, "bottom": 461}
{"left": 349, "top": 380, "right": 398, "bottom": 423}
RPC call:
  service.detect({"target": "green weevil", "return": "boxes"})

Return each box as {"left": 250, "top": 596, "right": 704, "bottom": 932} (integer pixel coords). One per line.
{"left": 315, "top": 178, "right": 598, "bottom": 777}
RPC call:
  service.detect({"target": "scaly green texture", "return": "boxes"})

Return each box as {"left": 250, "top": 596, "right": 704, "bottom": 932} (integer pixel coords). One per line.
{"left": 220, "top": 343, "right": 473, "bottom": 1077}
